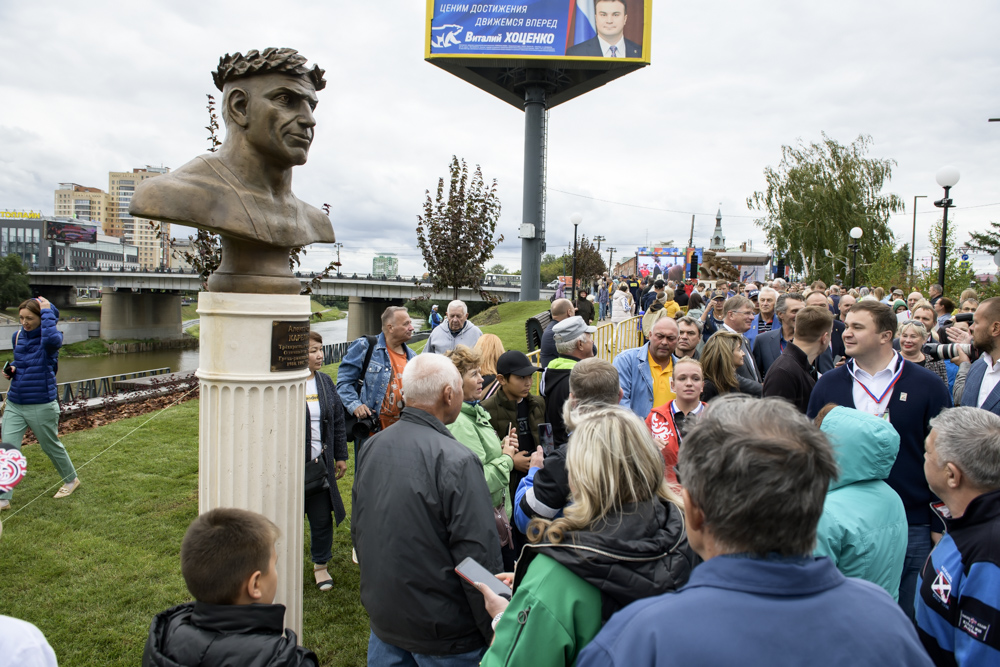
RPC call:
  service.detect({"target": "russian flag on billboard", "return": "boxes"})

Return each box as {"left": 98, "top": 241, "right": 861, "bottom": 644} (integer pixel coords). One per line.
{"left": 574, "top": 0, "right": 596, "bottom": 44}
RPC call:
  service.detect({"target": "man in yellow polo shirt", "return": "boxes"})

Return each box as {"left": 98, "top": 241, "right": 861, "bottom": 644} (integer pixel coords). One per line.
{"left": 612, "top": 317, "right": 679, "bottom": 419}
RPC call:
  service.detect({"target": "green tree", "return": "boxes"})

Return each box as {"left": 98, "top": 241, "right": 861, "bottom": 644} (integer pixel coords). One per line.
{"left": 0, "top": 254, "right": 31, "bottom": 310}
{"left": 416, "top": 156, "right": 503, "bottom": 300}
{"left": 539, "top": 253, "right": 562, "bottom": 284}
{"left": 917, "top": 218, "right": 977, "bottom": 297}
{"left": 747, "top": 133, "right": 904, "bottom": 284}
{"left": 487, "top": 263, "right": 508, "bottom": 275}
{"left": 571, "top": 236, "right": 607, "bottom": 286}
{"left": 967, "top": 220, "right": 1000, "bottom": 255}
{"left": 860, "top": 242, "right": 910, "bottom": 292}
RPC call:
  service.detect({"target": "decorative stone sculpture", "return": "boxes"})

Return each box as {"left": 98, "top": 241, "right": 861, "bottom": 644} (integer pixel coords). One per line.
{"left": 130, "top": 48, "right": 335, "bottom": 294}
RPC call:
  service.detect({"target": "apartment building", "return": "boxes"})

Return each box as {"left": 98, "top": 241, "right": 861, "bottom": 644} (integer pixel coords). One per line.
{"left": 54, "top": 183, "right": 111, "bottom": 225}
{"left": 107, "top": 166, "right": 171, "bottom": 270}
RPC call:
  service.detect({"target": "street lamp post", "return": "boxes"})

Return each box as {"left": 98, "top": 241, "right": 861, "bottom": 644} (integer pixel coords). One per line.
{"left": 607, "top": 247, "right": 616, "bottom": 275}
{"left": 570, "top": 212, "right": 582, "bottom": 302}
{"left": 911, "top": 195, "right": 926, "bottom": 287}
{"left": 934, "top": 166, "right": 961, "bottom": 295}
{"left": 848, "top": 227, "right": 863, "bottom": 288}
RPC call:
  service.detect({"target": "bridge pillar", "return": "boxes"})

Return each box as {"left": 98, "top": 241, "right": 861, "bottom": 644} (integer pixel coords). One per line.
{"left": 100, "top": 289, "right": 183, "bottom": 340}
{"left": 346, "top": 297, "right": 404, "bottom": 340}
{"left": 35, "top": 285, "right": 76, "bottom": 309}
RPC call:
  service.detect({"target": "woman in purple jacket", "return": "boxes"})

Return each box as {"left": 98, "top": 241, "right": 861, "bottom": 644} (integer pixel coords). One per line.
{"left": 0, "top": 297, "right": 79, "bottom": 510}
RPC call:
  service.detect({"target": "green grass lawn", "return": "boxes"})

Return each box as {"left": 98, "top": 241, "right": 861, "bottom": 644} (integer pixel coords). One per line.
{"left": 0, "top": 300, "right": 545, "bottom": 666}
{"left": 0, "top": 398, "right": 367, "bottom": 667}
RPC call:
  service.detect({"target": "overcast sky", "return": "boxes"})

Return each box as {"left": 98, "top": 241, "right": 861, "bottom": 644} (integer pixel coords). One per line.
{"left": 2, "top": 0, "right": 998, "bottom": 277}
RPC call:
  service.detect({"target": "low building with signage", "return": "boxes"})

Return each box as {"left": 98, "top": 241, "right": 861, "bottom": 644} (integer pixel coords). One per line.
{"left": 0, "top": 210, "right": 138, "bottom": 270}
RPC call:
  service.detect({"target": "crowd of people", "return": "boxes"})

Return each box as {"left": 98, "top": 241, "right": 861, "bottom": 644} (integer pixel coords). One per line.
{"left": 10, "top": 276, "right": 994, "bottom": 665}
{"left": 133, "top": 277, "right": 1000, "bottom": 666}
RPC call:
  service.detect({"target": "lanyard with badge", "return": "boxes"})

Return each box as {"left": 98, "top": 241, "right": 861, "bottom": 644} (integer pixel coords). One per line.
{"left": 847, "top": 358, "right": 904, "bottom": 420}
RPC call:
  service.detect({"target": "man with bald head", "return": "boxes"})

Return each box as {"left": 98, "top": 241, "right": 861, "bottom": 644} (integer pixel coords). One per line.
{"left": 540, "top": 298, "right": 576, "bottom": 367}
{"left": 838, "top": 293, "right": 856, "bottom": 322}
{"left": 898, "top": 291, "right": 924, "bottom": 323}
{"left": 613, "top": 317, "right": 680, "bottom": 418}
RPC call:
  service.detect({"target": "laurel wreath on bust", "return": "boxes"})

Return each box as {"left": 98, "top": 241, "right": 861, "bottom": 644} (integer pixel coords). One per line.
{"left": 212, "top": 48, "right": 327, "bottom": 91}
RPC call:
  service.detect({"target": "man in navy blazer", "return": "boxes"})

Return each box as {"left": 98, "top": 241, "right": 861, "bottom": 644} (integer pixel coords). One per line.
{"left": 753, "top": 293, "right": 804, "bottom": 377}
{"left": 959, "top": 298, "right": 1000, "bottom": 416}
{"left": 566, "top": 0, "right": 643, "bottom": 58}
{"left": 807, "top": 301, "right": 951, "bottom": 622}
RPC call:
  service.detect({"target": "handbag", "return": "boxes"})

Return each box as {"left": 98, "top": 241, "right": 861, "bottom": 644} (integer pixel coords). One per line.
{"left": 343, "top": 335, "right": 378, "bottom": 442}
{"left": 494, "top": 490, "right": 513, "bottom": 549}
{"left": 304, "top": 455, "right": 330, "bottom": 497}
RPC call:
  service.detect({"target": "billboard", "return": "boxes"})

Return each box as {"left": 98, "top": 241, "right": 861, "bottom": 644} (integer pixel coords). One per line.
{"left": 427, "top": 0, "right": 649, "bottom": 60}
{"left": 426, "top": 0, "right": 651, "bottom": 107}
{"left": 636, "top": 247, "right": 703, "bottom": 281}
{"left": 45, "top": 220, "right": 97, "bottom": 243}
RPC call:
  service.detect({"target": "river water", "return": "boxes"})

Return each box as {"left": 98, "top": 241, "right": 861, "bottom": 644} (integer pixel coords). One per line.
{"left": 0, "top": 316, "right": 354, "bottom": 388}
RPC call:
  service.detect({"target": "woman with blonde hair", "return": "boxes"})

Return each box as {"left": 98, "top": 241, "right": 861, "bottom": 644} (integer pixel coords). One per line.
{"left": 701, "top": 331, "right": 762, "bottom": 400}
{"left": 443, "top": 345, "right": 519, "bottom": 569}
{"left": 897, "top": 320, "right": 948, "bottom": 388}
{"left": 476, "top": 406, "right": 696, "bottom": 667}
{"left": 473, "top": 333, "right": 505, "bottom": 399}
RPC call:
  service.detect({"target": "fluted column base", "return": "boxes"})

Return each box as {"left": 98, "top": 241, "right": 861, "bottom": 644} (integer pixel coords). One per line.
{"left": 196, "top": 292, "right": 310, "bottom": 640}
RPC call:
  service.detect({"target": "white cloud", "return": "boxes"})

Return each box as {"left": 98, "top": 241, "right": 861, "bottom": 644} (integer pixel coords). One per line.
{"left": 1, "top": 0, "right": 998, "bottom": 277}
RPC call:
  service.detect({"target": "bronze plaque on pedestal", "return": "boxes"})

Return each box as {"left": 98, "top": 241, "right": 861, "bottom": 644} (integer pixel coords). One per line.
{"left": 271, "top": 321, "right": 310, "bottom": 371}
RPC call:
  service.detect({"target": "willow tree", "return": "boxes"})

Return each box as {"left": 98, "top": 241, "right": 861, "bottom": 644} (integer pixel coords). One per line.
{"left": 747, "top": 133, "right": 903, "bottom": 284}
{"left": 416, "top": 156, "right": 503, "bottom": 300}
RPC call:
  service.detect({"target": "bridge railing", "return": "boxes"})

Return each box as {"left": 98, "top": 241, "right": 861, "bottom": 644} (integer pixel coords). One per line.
{"left": 0, "top": 367, "right": 174, "bottom": 403}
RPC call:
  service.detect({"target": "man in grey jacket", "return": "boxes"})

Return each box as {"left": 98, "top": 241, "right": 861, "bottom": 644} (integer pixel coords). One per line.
{"left": 352, "top": 354, "right": 501, "bottom": 665}
{"left": 422, "top": 300, "right": 483, "bottom": 354}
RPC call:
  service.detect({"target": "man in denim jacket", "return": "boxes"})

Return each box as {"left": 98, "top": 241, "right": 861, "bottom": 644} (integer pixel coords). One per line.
{"left": 337, "top": 307, "right": 415, "bottom": 461}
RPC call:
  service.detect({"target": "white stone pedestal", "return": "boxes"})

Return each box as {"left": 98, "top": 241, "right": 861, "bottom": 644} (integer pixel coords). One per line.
{"left": 196, "top": 292, "right": 310, "bottom": 639}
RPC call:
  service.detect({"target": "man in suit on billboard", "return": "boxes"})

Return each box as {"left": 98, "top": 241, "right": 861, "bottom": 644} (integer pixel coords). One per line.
{"left": 566, "top": 0, "right": 642, "bottom": 58}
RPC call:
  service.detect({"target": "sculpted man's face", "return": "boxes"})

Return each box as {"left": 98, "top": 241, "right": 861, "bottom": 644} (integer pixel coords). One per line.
{"left": 232, "top": 73, "right": 319, "bottom": 168}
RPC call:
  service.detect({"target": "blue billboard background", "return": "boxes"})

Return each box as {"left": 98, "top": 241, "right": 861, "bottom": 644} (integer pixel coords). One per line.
{"left": 430, "top": 1, "right": 573, "bottom": 57}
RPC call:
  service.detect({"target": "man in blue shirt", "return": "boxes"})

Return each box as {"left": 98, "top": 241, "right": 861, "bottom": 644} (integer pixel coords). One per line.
{"left": 577, "top": 395, "right": 931, "bottom": 667}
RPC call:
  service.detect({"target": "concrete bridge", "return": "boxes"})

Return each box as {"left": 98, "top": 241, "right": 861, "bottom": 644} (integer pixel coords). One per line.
{"left": 28, "top": 270, "right": 543, "bottom": 340}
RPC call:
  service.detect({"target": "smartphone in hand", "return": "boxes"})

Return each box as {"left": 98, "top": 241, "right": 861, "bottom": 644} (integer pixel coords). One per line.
{"left": 538, "top": 423, "right": 554, "bottom": 456}
{"left": 455, "top": 557, "right": 511, "bottom": 600}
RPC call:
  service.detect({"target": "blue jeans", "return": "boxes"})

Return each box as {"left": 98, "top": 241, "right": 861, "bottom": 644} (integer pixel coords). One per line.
{"left": 898, "top": 524, "right": 932, "bottom": 623}
{"left": 367, "top": 630, "right": 486, "bottom": 667}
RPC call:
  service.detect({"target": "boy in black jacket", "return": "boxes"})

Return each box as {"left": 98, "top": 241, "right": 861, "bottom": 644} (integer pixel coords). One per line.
{"left": 143, "top": 508, "right": 318, "bottom": 667}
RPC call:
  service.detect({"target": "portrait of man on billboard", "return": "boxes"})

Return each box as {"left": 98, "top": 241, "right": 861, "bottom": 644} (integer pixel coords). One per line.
{"left": 567, "top": 0, "right": 642, "bottom": 58}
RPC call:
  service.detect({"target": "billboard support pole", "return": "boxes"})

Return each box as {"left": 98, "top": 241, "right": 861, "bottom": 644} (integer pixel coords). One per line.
{"left": 519, "top": 83, "right": 547, "bottom": 302}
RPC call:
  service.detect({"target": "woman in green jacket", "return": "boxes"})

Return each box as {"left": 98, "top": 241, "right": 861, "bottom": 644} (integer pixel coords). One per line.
{"left": 445, "top": 345, "right": 519, "bottom": 569}
{"left": 474, "top": 405, "right": 696, "bottom": 667}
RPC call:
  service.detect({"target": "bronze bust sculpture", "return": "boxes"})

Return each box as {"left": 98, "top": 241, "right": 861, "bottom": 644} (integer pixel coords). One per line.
{"left": 130, "top": 48, "right": 335, "bottom": 294}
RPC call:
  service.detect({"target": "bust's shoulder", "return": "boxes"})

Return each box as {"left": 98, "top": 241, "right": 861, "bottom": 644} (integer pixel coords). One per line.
{"left": 129, "top": 155, "right": 237, "bottom": 225}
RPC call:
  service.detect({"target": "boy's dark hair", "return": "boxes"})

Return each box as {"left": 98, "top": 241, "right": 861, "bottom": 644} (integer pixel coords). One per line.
{"left": 181, "top": 508, "right": 279, "bottom": 604}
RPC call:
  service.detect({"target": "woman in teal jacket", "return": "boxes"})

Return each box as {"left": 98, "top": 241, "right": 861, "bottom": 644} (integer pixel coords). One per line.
{"left": 814, "top": 405, "right": 908, "bottom": 600}
{"left": 444, "top": 345, "right": 518, "bottom": 569}
{"left": 474, "top": 406, "right": 696, "bottom": 667}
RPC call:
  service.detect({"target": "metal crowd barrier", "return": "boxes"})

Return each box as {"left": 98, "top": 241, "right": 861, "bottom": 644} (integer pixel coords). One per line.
{"left": 0, "top": 367, "right": 173, "bottom": 403}
{"left": 525, "top": 315, "right": 644, "bottom": 395}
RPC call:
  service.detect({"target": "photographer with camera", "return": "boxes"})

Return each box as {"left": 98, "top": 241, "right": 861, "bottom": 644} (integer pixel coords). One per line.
{"left": 336, "top": 307, "right": 415, "bottom": 464}
{"left": 0, "top": 297, "right": 79, "bottom": 511}
{"left": 954, "top": 297, "right": 1000, "bottom": 417}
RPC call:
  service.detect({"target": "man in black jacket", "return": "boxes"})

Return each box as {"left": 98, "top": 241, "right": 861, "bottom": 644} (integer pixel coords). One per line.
{"left": 762, "top": 306, "right": 833, "bottom": 413}
{"left": 352, "top": 354, "right": 501, "bottom": 665}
